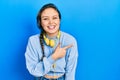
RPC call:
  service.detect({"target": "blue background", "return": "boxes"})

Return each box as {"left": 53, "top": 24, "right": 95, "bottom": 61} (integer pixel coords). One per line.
{"left": 0, "top": 0, "right": 120, "bottom": 80}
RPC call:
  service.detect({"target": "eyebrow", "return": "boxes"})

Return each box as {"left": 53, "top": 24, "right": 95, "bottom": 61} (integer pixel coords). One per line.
{"left": 41, "top": 16, "right": 48, "bottom": 18}
{"left": 41, "top": 15, "right": 59, "bottom": 18}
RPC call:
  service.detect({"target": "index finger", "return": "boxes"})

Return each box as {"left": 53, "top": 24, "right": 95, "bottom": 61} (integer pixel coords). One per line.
{"left": 63, "top": 44, "right": 73, "bottom": 50}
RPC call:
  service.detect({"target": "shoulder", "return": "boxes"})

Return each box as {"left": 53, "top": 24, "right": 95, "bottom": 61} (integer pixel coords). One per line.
{"left": 26, "top": 34, "right": 40, "bottom": 47}
{"left": 61, "top": 31, "right": 77, "bottom": 42}
{"left": 29, "top": 34, "right": 39, "bottom": 39}
{"left": 60, "top": 31, "right": 77, "bottom": 45}
{"left": 28, "top": 34, "right": 40, "bottom": 42}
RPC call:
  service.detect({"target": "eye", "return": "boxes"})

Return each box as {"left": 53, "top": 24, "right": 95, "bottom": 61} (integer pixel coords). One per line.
{"left": 53, "top": 17, "right": 58, "bottom": 20}
{"left": 42, "top": 18, "right": 48, "bottom": 20}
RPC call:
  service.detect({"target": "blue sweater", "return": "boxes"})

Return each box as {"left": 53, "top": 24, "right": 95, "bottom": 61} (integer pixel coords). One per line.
{"left": 25, "top": 31, "right": 78, "bottom": 80}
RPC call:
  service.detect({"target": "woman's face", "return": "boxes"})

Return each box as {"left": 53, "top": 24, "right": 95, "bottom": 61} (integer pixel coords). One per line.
{"left": 41, "top": 8, "right": 60, "bottom": 37}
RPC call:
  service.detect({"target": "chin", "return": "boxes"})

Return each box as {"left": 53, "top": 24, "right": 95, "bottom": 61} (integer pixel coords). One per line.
{"left": 48, "top": 30, "right": 58, "bottom": 34}
{"left": 49, "top": 31, "right": 57, "bottom": 34}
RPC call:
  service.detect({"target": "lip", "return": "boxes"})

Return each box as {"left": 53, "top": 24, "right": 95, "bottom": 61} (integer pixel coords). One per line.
{"left": 47, "top": 25, "right": 55, "bottom": 30}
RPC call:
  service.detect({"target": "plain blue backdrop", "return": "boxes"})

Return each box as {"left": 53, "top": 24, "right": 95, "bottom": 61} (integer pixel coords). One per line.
{"left": 0, "top": 0, "right": 120, "bottom": 80}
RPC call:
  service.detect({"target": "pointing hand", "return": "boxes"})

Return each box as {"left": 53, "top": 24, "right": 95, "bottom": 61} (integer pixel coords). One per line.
{"left": 52, "top": 43, "right": 73, "bottom": 60}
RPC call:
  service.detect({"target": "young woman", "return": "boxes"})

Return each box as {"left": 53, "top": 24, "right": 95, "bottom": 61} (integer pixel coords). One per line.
{"left": 25, "top": 3, "right": 78, "bottom": 80}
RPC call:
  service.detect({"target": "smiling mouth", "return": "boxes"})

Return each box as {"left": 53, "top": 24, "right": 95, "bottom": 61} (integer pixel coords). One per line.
{"left": 47, "top": 25, "right": 55, "bottom": 30}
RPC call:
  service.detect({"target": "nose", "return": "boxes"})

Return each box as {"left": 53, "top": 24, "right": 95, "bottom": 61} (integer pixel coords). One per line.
{"left": 49, "top": 18, "right": 53, "bottom": 24}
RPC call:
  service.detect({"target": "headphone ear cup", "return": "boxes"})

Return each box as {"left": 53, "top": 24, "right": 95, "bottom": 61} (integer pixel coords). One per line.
{"left": 45, "top": 37, "right": 50, "bottom": 45}
{"left": 49, "top": 39, "right": 55, "bottom": 47}
{"left": 44, "top": 36, "right": 55, "bottom": 47}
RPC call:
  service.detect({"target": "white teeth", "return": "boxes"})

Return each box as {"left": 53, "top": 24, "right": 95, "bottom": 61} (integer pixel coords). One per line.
{"left": 48, "top": 26, "right": 55, "bottom": 29}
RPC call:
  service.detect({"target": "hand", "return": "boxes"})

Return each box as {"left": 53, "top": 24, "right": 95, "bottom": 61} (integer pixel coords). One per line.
{"left": 52, "top": 43, "right": 73, "bottom": 60}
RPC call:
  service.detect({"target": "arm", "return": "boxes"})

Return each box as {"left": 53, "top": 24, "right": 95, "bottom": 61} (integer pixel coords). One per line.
{"left": 25, "top": 37, "right": 55, "bottom": 77}
{"left": 65, "top": 40, "right": 78, "bottom": 80}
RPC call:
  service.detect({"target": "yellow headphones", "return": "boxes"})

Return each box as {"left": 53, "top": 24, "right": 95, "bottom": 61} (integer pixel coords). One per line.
{"left": 43, "top": 31, "right": 61, "bottom": 47}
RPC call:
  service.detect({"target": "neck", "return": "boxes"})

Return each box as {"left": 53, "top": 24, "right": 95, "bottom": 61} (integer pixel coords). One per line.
{"left": 46, "top": 31, "right": 59, "bottom": 38}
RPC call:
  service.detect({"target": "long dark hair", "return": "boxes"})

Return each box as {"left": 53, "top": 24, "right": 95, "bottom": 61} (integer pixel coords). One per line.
{"left": 37, "top": 3, "right": 61, "bottom": 61}
{"left": 37, "top": 3, "right": 61, "bottom": 30}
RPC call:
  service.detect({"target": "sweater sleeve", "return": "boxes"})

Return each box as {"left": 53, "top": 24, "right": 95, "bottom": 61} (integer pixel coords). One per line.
{"left": 65, "top": 39, "right": 78, "bottom": 80}
{"left": 25, "top": 37, "right": 55, "bottom": 77}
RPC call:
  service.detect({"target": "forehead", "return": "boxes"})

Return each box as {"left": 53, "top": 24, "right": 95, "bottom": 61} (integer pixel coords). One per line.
{"left": 41, "top": 8, "right": 59, "bottom": 16}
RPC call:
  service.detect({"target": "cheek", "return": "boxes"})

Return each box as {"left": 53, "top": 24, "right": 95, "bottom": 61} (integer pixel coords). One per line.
{"left": 56, "top": 20, "right": 60, "bottom": 25}
{"left": 41, "top": 21, "right": 48, "bottom": 26}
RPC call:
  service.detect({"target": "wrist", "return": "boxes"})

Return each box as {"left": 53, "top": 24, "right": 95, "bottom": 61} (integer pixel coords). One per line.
{"left": 52, "top": 53, "right": 58, "bottom": 60}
